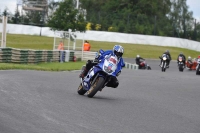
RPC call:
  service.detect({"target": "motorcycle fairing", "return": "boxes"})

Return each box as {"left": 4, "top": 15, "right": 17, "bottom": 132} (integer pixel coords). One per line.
{"left": 196, "top": 58, "right": 200, "bottom": 70}
{"left": 82, "top": 66, "right": 101, "bottom": 90}
{"left": 82, "top": 55, "right": 119, "bottom": 91}
{"left": 178, "top": 56, "right": 183, "bottom": 62}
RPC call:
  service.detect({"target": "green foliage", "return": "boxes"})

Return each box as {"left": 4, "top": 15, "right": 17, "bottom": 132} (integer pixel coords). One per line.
{"left": 79, "top": 0, "right": 199, "bottom": 41}
{"left": 47, "top": 0, "right": 87, "bottom": 32}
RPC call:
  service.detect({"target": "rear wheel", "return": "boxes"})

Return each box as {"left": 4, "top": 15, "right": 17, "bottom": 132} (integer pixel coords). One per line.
{"left": 87, "top": 77, "right": 105, "bottom": 98}
{"left": 77, "top": 83, "right": 87, "bottom": 95}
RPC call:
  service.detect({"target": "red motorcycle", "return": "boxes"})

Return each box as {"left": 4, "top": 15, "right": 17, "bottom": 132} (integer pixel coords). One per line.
{"left": 185, "top": 57, "right": 198, "bottom": 70}
{"left": 139, "top": 59, "right": 151, "bottom": 70}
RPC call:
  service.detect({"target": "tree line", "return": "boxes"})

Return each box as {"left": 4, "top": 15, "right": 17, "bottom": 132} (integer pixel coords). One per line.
{"left": 4, "top": 0, "right": 200, "bottom": 41}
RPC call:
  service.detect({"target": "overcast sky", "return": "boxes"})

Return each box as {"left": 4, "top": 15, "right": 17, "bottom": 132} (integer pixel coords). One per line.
{"left": 0, "top": 0, "right": 199, "bottom": 21}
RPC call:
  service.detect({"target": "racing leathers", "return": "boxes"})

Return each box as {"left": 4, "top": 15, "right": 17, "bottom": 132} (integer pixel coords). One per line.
{"left": 177, "top": 54, "right": 186, "bottom": 67}
{"left": 159, "top": 52, "right": 171, "bottom": 67}
{"left": 135, "top": 57, "right": 145, "bottom": 69}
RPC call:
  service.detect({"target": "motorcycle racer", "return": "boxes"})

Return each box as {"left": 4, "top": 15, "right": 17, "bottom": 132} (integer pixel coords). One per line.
{"left": 159, "top": 50, "right": 171, "bottom": 68}
{"left": 79, "top": 45, "right": 125, "bottom": 88}
{"left": 135, "top": 55, "right": 145, "bottom": 69}
{"left": 177, "top": 52, "right": 186, "bottom": 67}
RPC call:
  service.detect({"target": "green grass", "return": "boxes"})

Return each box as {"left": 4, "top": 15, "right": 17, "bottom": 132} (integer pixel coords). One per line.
{"left": 0, "top": 62, "right": 86, "bottom": 71}
{"left": 3, "top": 33, "right": 200, "bottom": 71}
{"left": 7, "top": 34, "right": 200, "bottom": 59}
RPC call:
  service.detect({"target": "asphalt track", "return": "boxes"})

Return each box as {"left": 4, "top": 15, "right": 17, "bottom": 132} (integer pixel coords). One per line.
{"left": 0, "top": 59, "right": 200, "bottom": 133}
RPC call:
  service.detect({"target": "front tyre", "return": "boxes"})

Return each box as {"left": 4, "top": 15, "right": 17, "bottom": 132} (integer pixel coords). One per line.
{"left": 87, "top": 77, "right": 105, "bottom": 98}
{"left": 77, "top": 83, "right": 87, "bottom": 95}
{"left": 179, "top": 64, "right": 184, "bottom": 72}
{"left": 162, "top": 61, "right": 166, "bottom": 72}
{"left": 196, "top": 65, "right": 200, "bottom": 75}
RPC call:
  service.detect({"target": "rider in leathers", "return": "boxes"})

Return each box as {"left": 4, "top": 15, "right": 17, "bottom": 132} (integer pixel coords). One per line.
{"left": 159, "top": 50, "right": 171, "bottom": 67}
{"left": 177, "top": 52, "right": 186, "bottom": 67}
{"left": 135, "top": 55, "right": 145, "bottom": 69}
{"left": 79, "top": 45, "right": 125, "bottom": 88}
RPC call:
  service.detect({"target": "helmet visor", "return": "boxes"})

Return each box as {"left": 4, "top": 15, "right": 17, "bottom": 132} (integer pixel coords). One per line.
{"left": 114, "top": 51, "right": 123, "bottom": 58}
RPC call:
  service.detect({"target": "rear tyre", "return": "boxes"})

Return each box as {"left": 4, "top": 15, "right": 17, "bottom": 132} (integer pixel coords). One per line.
{"left": 77, "top": 83, "right": 87, "bottom": 95}
{"left": 87, "top": 77, "right": 105, "bottom": 98}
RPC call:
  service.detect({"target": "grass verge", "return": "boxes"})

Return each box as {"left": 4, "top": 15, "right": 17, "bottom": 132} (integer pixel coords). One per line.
{"left": 2, "top": 33, "right": 200, "bottom": 71}
{"left": 0, "top": 62, "right": 86, "bottom": 71}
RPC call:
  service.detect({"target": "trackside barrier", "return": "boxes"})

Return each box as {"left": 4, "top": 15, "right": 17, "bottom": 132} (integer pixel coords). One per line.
{"left": 0, "top": 47, "right": 76, "bottom": 64}
{"left": 59, "top": 50, "right": 75, "bottom": 62}
{"left": 125, "top": 62, "right": 138, "bottom": 70}
{"left": 74, "top": 51, "right": 97, "bottom": 61}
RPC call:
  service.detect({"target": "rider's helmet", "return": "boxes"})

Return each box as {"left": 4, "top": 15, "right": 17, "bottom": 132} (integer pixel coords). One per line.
{"left": 136, "top": 55, "right": 140, "bottom": 58}
{"left": 166, "top": 50, "right": 170, "bottom": 54}
{"left": 198, "top": 55, "right": 200, "bottom": 59}
{"left": 113, "top": 45, "right": 124, "bottom": 59}
{"left": 188, "top": 56, "right": 192, "bottom": 61}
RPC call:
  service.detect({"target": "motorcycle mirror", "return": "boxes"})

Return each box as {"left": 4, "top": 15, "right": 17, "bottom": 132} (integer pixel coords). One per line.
{"left": 99, "top": 49, "right": 104, "bottom": 54}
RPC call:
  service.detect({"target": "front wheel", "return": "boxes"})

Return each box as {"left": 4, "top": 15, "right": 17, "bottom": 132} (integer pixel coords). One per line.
{"left": 87, "top": 77, "right": 105, "bottom": 98}
{"left": 196, "top": 65, "right": 200, "bottom": 75}
{"left": 77, "top": 83, "right": 87, "bottom": 95}
{"left": 161, "top": 61, "right": 166, "bottom": 72}
{"left": 147, "top": 66, "right": 151, "bottom": 70}
{"left": 179, "top": 64, "right": 184, "bottom": 72}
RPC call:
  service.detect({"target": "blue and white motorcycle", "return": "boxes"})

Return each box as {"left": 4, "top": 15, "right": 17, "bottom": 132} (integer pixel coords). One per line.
{"left": 77, "top": 50, "right": 120, "bottom": 98}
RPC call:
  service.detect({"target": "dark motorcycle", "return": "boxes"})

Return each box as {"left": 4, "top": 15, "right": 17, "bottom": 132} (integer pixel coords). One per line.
{"left": 159, "top": 54, "right": 168, "bottom": 72}
{"left": 177, "top": 56, "right": 185, "bottom": 72}
{"left": 196, "top": 58, "right": 200, "bottom": 75}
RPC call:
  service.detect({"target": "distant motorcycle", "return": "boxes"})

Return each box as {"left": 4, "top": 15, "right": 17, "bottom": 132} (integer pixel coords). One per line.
{"left": 159, "top": 54, "right": 169, "bottom": 72}
{"left": 139, "top": 59, "right": 151, "bottom": 70}
{"left": 177, "top": 56, "right": 185, "bottom": 72}
{"left": 196, "top": 58, "right": 200, "bottom": 75}
{"left": 186, "top": 58, "right": 198, "bottom": 70}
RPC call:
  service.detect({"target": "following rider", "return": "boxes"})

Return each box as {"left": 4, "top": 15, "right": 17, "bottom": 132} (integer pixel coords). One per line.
{"left": 177, "top": 52, "right": 186, "bottom": 67}
{"left": 159, "top": 50, "right": 171, "bottom": 68}
{"left": 135, "top": 55, "right": 145, "bottom": 69}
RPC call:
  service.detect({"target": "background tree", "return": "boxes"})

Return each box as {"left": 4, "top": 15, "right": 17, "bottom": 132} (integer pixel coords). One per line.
{"left": 12, "top": 9, "right": 21, "bottom": 24}
{"left": 47, "top": 0, "right": 87, "bottom": 32}
{"left": 48, "top": 0, "right": 59, "bottom": 17}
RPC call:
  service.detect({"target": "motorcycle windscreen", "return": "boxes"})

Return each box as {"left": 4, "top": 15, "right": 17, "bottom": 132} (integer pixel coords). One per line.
{"left": 162, "top": 54, "right": 167, "bottom": 61}
{"left": 103, "top": 56, "right": 118, "bottom": 74}
{"left": 179, "top": 56, "right": 183, "bottom": 61}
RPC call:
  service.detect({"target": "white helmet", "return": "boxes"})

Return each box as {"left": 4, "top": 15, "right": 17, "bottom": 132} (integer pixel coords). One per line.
{"left": 136, "top": 55, "right": 140, "bottom": 58}
{"left": 188, "top": 56, "right": 191, "bottom": 60}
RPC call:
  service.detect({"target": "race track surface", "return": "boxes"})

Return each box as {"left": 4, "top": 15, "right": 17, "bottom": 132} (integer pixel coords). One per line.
{"left": 0, "top": 59, "right": 200, "bottom": 133}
